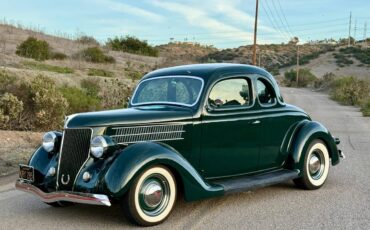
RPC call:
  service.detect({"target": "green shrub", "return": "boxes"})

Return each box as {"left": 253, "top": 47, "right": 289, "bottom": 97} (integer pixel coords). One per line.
{"left": 100, "top": 78, "right": 133, "bottom": 109}
{"left": 361, "top": 100, "right": 370, "bottom": 116}
{"left": 106, "top": 36, "right": 158, "bottom": 57}
{"left": 76, "top": 47, "right": 115, "bottom": 63}
{"left": 28, "top": 75, "right": 68, "bottom": 130}
{"left": 284, "top": 68, "right": 317, "bottom": 87}
{"left": 16, "top": 37, "right": 50, "bottom": 61}
{"left": 0, "top": 71, "right": 17, "bottom": 94}
{"left": 330, "top": 76, "right": 370, "bottom": 106}
{"left": 60, "top": 87, "right": 101, "bottom": 114}
{"left": 314, "top": 72, "right": 335, "bottom": 89}
{"left": 50, "top": 51, "right": 67, "bottom": 60}
{"left": 76, "top": 36, "right": 99, "bottom": 46}
{"left": 87, "top": 68, "right": 114, "bottom": 78}
{"left": 81, "top": 78, "right": 100, "bottom": 97}
{"left": 0, "top": 93, "right": 23, "bottom": 129}
{"left": 23, "top": 61, "right": 74, "bottom": 74}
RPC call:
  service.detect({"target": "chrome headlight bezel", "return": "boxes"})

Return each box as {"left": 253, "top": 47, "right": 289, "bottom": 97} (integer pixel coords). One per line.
{"left": 90, "top": 136, "right": 109, "bottom": 158}
{"left": 42, "top": 131, "right": 58, "bottom": 153}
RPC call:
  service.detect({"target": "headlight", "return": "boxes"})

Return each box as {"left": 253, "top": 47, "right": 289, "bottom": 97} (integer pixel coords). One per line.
{"left": 42, "top": 132, "right": 57, "bottom": 152}
{"left": 90, "top": 136, "right": 109, "bottom": 158}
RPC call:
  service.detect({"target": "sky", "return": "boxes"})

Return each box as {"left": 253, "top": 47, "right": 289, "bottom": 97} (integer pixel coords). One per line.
{"left": 0, "top": 0, "right": 369, "bottom": 48}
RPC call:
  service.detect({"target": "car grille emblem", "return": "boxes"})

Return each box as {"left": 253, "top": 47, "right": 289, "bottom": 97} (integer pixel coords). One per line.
{"left": 61, "top": 174, "right": 70, "bottom": 185}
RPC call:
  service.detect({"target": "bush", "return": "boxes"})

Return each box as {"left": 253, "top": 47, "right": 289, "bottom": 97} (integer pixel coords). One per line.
{"left": 284, "top": 68, "right": 317, "bottom": 87}
{"left": 60, "top": 87, "right": 101, "bottom": 114}
{"left": 81, "top": 78, "right": 100, "bottom": 97}
{"left": 100, "top": 78, "right": 133, "bottom": 109}
{"left": 314, "top": 72, "right": 335, "bottom": 89}
{"left": 330, "top": 76, "right": 370, "bottom": 106}
{"left": 106, "top": 36, "right": 158, "bottom": 57}
{"left": 28, "top": 75, "right": 68, "bottom": 130}
{"left": 50, "top": 51, "right": 67, "bottom": 60}
{"left": 77, "top": 36, "right": 99, "bottom": 46}
{"left": 23, "top": 61, "right": 74, "bottom": 74}
{"left": 0, "top": 93, "right": 23, "bottom": 129}
{"left": 16, "top": 37, "right": 50, "bottom": 61}
{"left": 0, "top": 70, "right": 17, "bottom": 94}
{"left": 76, "top": 47, "right": 115, "bottom": 63}
{"left": 361, "top": 100, "right": 370, "bottom": 116}
{"left": 87, "top": 68, "right": 114, "bottom": 78}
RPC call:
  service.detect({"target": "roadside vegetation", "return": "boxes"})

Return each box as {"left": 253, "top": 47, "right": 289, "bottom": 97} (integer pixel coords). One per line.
{"left": 74, "top": 47, "right": 115, "bottom": 63}
{"left": 16, "top": 36, "right": 68, "bottom": 61}
{"left": 106, "top": 36, "right": 159, "bottom": 57}
{"left": 329, "top": 76, "right": 370, "bottom": 116}
{"left": 0, "top": 71, "right": 132, "bottom": 131}
{"left": 283, "top": 68, "right": 317, "bottom": 87}
{"left": 87, "top": 68, "right": 114, "bottom": 77}
{"left": 22, "top": 61, "right": 74, "bottom": 74}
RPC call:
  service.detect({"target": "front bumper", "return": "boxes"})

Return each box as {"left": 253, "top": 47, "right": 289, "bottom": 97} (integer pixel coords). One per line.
{"left": 15, "top": 180, "right": 111, "bottom": 206}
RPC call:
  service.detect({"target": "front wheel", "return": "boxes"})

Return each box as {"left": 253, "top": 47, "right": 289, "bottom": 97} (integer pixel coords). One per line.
{"left": 122, "top": 166, "right": 177, "bottom": 226}
{"left": 294, "top": 140, "right": 330, "bottom": 190}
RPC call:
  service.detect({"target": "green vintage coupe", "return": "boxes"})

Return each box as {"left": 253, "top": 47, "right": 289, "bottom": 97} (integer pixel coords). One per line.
{"left": 16, "top": 64, "right": 343, "bottom": 226}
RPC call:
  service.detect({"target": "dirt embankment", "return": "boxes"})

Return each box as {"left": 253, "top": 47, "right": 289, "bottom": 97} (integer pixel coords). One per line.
{"left": 0, "top": 130, "right": 42, "bottom": 176}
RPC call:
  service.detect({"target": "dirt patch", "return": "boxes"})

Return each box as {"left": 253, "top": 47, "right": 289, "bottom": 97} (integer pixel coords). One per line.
{"left": 0, "top": 130, "right": 42, "bottom": 176}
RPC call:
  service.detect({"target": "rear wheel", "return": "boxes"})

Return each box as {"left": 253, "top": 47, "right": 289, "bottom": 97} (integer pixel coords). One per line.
{"left": 294, "top": 140, "right": 330, "bottom": 190}
{"left": 122, "top": 166, "right": 177, "bottom": 226}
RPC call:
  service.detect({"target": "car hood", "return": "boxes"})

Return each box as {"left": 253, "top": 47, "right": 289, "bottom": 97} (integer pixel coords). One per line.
{"left": 65, "top": 105, "right": 193, "bottom": 128}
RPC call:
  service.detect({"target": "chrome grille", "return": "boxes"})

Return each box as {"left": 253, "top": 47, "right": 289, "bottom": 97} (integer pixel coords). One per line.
{"left": 57, "top": 128, "right": 92, "bottom": 191}
{"left": 111, "top": 124, "right": 185, "bottom": 144}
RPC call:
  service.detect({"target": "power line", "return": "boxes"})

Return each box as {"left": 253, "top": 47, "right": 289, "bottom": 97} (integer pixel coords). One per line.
{"left": 276, "top": 0, "right": 294, "bottom": 35}
{"left": 260, "top": 0, "right": 290, "bottom": 40}
{"left": 271, "top": 0, "right": 294, "bottom": 37}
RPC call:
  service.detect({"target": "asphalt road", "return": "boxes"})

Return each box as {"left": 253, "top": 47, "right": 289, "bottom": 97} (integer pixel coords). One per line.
{"left": 0, "top": 87, "right": 369, "bottom": 230}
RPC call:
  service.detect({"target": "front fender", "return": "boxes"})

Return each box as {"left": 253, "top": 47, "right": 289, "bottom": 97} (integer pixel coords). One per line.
{"left": 103, "top": 142, "right": 224, "bottom": 201}
{"left": 289, "top": 121, "right": 340, "bottom": 173}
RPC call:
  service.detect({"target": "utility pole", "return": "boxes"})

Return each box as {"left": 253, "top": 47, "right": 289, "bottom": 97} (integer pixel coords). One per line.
{"left": 296, "top": 45, "right": 299, "bottom": 87}
{"left": 348, "top": 12, "right": 352, "bottom": 47}
{"left": 364, "top": 22, "right": 368, "bottom": 48}
{"left": 252, "top": 0, "right": 259, "bottom": 65}
{"left": 354, "top": 20, "right": 357, "bottom": 45}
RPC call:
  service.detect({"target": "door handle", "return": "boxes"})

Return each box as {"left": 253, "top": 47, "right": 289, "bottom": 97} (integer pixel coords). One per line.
{"left": 252, "top": 120, "right": 261, "bottom": 125}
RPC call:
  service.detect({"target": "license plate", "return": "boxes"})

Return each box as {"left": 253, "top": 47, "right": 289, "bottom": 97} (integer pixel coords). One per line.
{"left": 19, "top": 165, "right": 34, "bottom": 182}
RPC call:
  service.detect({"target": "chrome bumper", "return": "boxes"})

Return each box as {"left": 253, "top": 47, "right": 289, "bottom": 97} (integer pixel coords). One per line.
{"left": 15, "top": 180, "right": 111, "bottom": 207}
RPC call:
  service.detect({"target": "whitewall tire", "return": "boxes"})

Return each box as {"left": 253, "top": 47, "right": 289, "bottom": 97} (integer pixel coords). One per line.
{"left": 122, "top": 166, "right": 177, "bottom": 226}
{"left": 294, "top": 140, "right": 330, "bottom": 190}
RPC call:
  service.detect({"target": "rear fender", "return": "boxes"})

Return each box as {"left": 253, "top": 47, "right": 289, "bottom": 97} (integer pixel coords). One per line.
{"left": 103, "top": 142, "right": 223, "bottom": 201}
{"left": 288, "top": 121, "right": 340, "bottom": 174}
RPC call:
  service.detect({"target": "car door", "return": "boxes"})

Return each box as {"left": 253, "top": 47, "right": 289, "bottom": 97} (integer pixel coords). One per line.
{"left": 200, "top": 76, "right": 261, "bottom": 178}
{"left": 254, "top": 77, "right": 293, "bottom": 170}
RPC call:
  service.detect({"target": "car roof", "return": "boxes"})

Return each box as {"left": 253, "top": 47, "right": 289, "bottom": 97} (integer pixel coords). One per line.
{"left": 142, "top": 63, "right": 274, "bottom": 82}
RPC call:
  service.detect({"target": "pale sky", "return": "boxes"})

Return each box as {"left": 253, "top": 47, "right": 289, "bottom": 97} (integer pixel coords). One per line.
{"left": 0, "top": 0, "right": 368, "bottom": 48}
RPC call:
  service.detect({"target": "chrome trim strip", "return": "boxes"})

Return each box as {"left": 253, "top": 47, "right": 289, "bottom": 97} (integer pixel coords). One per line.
{"left": 130, "top": 75, "right": 205, "bottom": 107}
{"left": 116, "top": 137, "right": 184, "bottom": 145}
{"left": 15, "top": 180, "right": 111, "bottom": 206}
{"left": 111, "top": 124, "right": 185, "bottom": 144}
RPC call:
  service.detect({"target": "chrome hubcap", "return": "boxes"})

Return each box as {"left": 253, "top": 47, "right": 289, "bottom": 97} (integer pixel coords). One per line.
{"left": 139, "top": 175, "right": 170, "bottom": 216}
{"left": 142, "top": 181, "right": 163, "bottom": 208}
{"left": 308, "top": 151, "right": 325, "bottom": 180}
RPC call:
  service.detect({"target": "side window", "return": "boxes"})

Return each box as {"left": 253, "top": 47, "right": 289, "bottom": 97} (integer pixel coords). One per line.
{"left": 208, "top": 78, "right": 251, "bottom": 109}
{"left": 256, "top": 79, "right": 276, "bottom": 106}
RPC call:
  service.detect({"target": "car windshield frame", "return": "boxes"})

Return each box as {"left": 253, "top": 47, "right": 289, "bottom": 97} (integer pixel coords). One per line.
{"left": 130, "top": 75, "right": 205, "bottom": 107}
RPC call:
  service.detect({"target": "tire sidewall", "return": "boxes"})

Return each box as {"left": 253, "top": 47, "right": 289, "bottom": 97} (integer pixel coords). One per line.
{"left": 129, "top": 166, "right": 177, "bottom": 226}
{"left": 303, "top": 140, "right": 330, "bottom": 189}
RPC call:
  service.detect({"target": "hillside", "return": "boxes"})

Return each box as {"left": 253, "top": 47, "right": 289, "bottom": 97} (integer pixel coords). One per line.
{"left": 281, "top": 46, "right": 370, "bottom": 79}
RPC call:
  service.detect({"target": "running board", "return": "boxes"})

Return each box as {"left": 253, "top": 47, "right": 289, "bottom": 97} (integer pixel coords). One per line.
{"left": 212, "top": 169, "right": 300, "bottom": 194}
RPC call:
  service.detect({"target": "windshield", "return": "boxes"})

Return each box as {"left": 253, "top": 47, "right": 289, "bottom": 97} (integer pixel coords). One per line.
{"left": 131, "top": 76, "right": 204, "bottom": 107}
